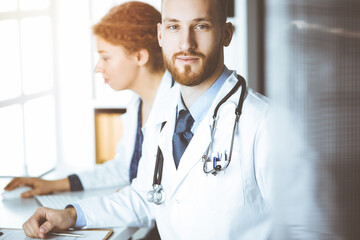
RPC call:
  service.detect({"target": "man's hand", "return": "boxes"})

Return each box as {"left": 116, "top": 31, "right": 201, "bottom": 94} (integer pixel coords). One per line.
{"left": 4, "top": 177, "right": 70, "bottom": 198}
{"left": 22, "top": 207, "right": 77, "bottom": 239}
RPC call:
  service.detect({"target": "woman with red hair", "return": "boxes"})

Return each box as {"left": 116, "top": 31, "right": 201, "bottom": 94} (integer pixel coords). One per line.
{"left": 5, "top": 1, "right": 170, "bottom": 211}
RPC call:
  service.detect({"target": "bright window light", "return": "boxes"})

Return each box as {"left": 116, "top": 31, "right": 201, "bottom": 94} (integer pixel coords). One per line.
{"left": 24, "top": 96, "right": 57, "bottom": 176}
{"left": 0, "top": 20, "right": 22, "bottom": 101}
{"left": 0, "top": 104, "right": 25, "bottom": 176}
{"left": 21, "top": 16, "right": 53, "bottom": 95}
{"left": 19, "top": 0, "right": 49, "bottom": 11}
{"left": 0, "top": 0, "right": 17, "bottom": 13}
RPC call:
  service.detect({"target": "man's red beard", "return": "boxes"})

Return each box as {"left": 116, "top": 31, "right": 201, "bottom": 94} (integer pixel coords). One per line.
{"left": 163, "top": 48, "right": 220, "bottom": 86}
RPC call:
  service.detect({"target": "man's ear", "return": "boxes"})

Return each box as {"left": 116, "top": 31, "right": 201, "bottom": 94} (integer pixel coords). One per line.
{"left": 223, "top": 22, "right": 234, "bottom": 47}
{"left": 157, "top": 23, "right": 163, "bottom": 47}
{"left": 136, "top": 48, "right": 150, "bottom": 66}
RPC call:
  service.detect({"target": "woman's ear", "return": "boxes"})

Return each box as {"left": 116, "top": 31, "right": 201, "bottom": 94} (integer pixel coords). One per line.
{"left": 157, "top": 23, "right": 163, "bottom": 47}
{"left": 223, "top": 22, "right": 234, "bottom": 47}
{"left": 136, "top": 48, "right": 150, "bottom": 66}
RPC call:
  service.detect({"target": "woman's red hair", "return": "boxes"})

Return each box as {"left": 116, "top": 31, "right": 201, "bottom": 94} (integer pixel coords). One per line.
{"left": 93, "top": 1, "right": 163, "bottom": 72}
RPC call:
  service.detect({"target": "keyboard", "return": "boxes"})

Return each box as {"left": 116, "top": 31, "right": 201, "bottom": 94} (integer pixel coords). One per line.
{"left": 35, "top": 194, "right": 81, "bottom": 209}
{"left": 34, "top": 187, "right": 118, "bottom": 209}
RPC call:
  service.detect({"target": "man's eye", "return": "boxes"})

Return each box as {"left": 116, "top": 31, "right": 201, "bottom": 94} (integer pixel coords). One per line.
{"left": 195, "top": 24, "right": 209, "bottom": 30}
{"left": 167, "top": 25, "right": 178, "bottom": 30}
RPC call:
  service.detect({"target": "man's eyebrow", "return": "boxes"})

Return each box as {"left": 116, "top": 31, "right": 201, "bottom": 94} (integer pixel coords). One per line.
{"left": 163, "top": 17, "right": 213, "bottom": 23}
{"left": 193, "top": 18, "right": 213, "bottom": 22}
{"left": 163, "top": 18, "right": 179, "bottom": 23}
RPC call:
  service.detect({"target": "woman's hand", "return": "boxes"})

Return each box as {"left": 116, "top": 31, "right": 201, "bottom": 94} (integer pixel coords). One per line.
{"left": 4, "top": 177, "right": 70, "bottom": 198}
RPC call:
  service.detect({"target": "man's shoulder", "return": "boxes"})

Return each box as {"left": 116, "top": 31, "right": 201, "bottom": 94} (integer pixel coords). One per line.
{"left": 245, "top": 88, "right": 269, "bottom": 108}
{"left": 243, "top": 88, "right": 271, "bottom": 120}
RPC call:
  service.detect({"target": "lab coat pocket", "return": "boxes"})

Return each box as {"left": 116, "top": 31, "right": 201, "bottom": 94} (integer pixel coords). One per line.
{"left": 197, "top": 150, "right": 244, "bottom": 213}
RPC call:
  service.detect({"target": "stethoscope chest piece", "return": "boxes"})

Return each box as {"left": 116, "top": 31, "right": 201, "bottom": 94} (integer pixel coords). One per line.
{"left": 147, "top": 184, "right": 166, "bottom": 205}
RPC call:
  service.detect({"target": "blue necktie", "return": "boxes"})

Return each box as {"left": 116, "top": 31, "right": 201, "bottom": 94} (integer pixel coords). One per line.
{"left": 172, "top": 109, "right": 194, "bottom": 169}
{"left": 129, "top": 100, "right": 143, "bottom": 183}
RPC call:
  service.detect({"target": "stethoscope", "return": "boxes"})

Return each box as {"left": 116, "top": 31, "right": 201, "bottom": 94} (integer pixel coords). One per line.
{"left": 147, "top": 75, "right": 247, "bottom": 205}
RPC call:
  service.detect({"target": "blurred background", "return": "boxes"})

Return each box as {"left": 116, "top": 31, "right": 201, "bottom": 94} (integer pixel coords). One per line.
{"left": 265, "top": 0, "right": 360, "bottom": 239}
{"left": 0, "top": 0, "right": 359, "bottom": 238}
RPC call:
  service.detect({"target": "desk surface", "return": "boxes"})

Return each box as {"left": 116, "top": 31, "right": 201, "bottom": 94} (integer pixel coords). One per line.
{"left": 0, "top": 174, "right": 138, "bottom": 239}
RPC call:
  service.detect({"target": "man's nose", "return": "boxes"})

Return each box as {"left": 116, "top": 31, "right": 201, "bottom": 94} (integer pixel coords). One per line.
{"left": 179, "top": 28, "right": 197, "bottom": 52}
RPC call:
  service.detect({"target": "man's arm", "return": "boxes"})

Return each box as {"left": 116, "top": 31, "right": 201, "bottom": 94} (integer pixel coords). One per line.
{"left": 254, "top": 106, "right": 272, "bottom": 200}
{"left": 22, "top": 207, "right": 77, "bottom": 239}
{"left": 76, "top": 184, "right": 154, "bottom": 228}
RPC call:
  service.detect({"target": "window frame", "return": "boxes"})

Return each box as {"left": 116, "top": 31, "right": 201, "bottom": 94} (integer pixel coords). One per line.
{"left": 0, "top": 2, "right": 60, "bottom": 177}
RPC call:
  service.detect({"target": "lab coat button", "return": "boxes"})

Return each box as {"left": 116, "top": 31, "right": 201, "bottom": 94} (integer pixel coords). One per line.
{"left": 175, "top": 199, "right": 180, "bottom": 204}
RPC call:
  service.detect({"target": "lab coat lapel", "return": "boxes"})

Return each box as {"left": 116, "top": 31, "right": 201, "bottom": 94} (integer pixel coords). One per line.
{"left": 170, "top": 120, "right": 211, "bottom": 195}
{"left": 156, "top": 87, "right": 179, "bottom": 194}
{"left": 156, "top": 91, "right": 212, "bottom": 199}
{"left": 144, "top": 83, "right": 179, "bottom": 129}
{"left": 143, "top": 83, "right": 179, "bottom": 196}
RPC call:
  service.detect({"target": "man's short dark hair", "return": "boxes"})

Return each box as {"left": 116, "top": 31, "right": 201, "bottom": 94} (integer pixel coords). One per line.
{"left": 218, "top": 0, "right": 229, "bottom": 23}
{"left": 161, "top": 0, "right": 229, "bottom": 24}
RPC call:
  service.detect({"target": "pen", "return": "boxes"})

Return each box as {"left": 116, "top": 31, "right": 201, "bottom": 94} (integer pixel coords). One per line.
{"left": 48, "top": 232, "right": 85, "bottom": 238}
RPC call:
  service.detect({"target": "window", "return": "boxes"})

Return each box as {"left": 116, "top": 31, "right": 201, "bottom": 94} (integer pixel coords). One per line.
{"left": 0, "top": 0, "right": 57, "bottom": 177}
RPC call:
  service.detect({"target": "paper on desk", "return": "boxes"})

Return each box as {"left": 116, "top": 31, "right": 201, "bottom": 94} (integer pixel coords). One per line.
{"left": 0, "top": 228, "right": 113, "bottom": 240}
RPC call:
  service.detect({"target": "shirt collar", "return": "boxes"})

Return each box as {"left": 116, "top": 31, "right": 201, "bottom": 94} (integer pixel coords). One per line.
{"left": 177, "top": 65, "right": 232, "bottom": 132}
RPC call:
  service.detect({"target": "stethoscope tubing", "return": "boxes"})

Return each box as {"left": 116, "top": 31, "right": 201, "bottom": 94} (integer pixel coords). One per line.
{"left": 149, "top": 74, "right": 247, "bottom": 204}
{"left": 203, "top": 75, "right": 246, "bottom": 175}
{"left": 153, "top": 122, "right": 167, "bottom": 186}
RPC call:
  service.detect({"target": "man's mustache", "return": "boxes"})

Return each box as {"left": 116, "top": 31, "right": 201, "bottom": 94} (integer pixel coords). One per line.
{"left": 172, "top": 51, "right": 205, "bottom": 61}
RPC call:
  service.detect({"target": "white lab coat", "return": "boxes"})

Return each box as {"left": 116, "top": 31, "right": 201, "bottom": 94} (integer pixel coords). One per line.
{"left": 78, "top": 71, "right": 272, "bottom": 240}
{"left": 75, "top": 71, "right": 173, "bottom": 190}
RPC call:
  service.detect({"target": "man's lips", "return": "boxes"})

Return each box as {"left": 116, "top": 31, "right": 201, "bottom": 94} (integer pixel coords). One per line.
{"left": 176, "top": 56, "right": 200, "bottom": 63}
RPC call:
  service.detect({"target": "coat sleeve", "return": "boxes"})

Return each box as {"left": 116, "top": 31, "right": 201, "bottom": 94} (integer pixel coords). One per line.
{"left": 75, "top": 123, "right": 159, "bottom": 229}
{"left": 252, "top": 93, "right": 273, "bottom": 202}
{"left": 74, "top": 109, "right": 162, "bottom": 229}
{"left": 76, "top": 184, "right": 155, "bottom": 228}
{"left": 253, "top": 110, "right": 272, "bottom": 201}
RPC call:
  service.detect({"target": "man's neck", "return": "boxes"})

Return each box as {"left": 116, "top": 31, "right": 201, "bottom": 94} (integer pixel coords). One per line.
{"left": 180, "top": 64, "right": 224, "bottom": 109}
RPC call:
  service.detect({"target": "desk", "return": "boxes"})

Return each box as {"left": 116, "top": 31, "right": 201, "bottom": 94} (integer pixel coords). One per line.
{"left": 0, "top": 173, "right": 138, "bottom": 239}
